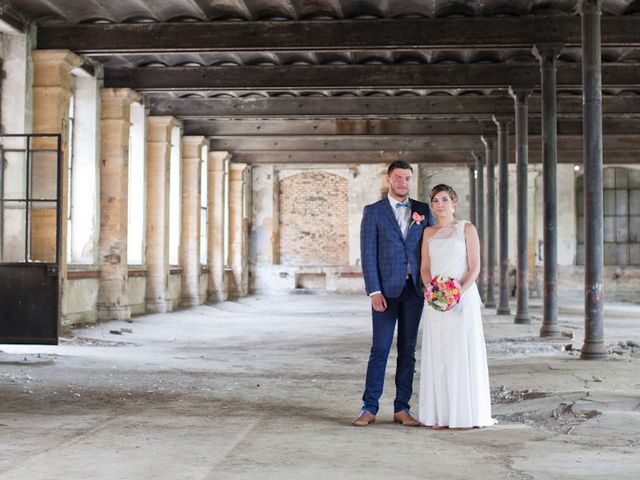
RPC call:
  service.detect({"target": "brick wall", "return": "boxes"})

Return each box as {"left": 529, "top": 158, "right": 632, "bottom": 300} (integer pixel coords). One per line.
{"left": 279, "top": 171, "right": 349, "bottom": 266}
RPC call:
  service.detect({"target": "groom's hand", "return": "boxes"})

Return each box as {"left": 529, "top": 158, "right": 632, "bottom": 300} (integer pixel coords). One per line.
{"left": 371, "top": 293, "right": 388, "bottom": 312}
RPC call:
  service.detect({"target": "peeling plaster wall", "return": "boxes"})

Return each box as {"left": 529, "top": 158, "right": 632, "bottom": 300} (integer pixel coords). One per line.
{"left": 418, "top": 165, "right": 472, "bottom": 219}
{"left": 127, "top": 276, "right": 147, "bottom": 316}
{"left": 250, "top": 163, "right": 389, "bottom": 294}
{"left": 167, "top": 273, "right": 182, "bottom": 311}
{"left": 0, "top": 28, "right": 33, "bottom": 135}
{"left": 61, "top": 278, "right": 99, "bottom": 326}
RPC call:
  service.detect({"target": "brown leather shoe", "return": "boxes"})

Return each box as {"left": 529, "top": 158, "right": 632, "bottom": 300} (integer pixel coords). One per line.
{"left": 351, "top": 410, "right": 376, "bottom": 426}
{"left": 393, "top": 410, "right": 420, "bottom": 427}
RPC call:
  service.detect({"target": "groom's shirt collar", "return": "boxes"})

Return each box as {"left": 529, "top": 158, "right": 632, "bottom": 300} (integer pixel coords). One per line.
{"left": 387, "top": 194, "right": 410, "bottom": 209}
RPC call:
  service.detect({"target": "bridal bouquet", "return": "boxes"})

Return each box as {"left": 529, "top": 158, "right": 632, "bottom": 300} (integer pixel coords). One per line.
{"left": 425, "top": 275, "right": 461, "bottom": 312}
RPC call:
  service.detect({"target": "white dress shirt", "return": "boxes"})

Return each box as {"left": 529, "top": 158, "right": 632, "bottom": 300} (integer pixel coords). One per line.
{"left": 388, "top": 194, "right": 411, "bottom": 238}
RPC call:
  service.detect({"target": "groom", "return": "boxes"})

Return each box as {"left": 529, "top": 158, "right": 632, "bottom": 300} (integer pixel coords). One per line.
{"left": 352, "top": 160, "right": 434, "bottom": 427}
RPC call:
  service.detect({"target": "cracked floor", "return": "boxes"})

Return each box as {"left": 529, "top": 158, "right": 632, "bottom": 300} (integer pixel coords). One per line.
{"left": 1, "top": 295, "right": 639, "bottom": 480}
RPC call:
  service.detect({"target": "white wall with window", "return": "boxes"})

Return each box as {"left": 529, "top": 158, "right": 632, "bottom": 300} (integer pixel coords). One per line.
{"left": 200, "top": 144, "right": 208, "bottom": 265}
{"left": 223, "top": 156, "right": 230, "bottom": 267}
{"left": 169, "top": 126, "right": 182, "bottom": 266}
{"left": 127, "top": 101, "right": 146, "bottom": 265}
{"left": 67, "top": 71, "right": 98, "bottom": 265}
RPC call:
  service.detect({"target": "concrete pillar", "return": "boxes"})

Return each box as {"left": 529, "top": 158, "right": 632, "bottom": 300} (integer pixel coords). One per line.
{"left": 97, "top": 88, "right": 141, "bottom": 321}
{"left": 493, "top": 116, "right": 511, "bottom": 316}
{"left": 474, "top": 151, "right": 485, "bottom": 299}
{"left": 481, "top": 135, "right": 497, "bottom": 309}
{"left": 31, "top": 50, "right": 83, "bottom": 267}
{"left": 229, "top": 162, "right": 249, "bottom": 298}
{"left": 145, "top": 116, "right": 180, "bottom": 313}
{"left": 180, "top": 136, "right": 206, "bottom": 307}
{"left": 207, "top": 151, "right": 230, "bottom": 303}
{"left": 580, "top": 0, "right": 607, "bottom": 360}
{"left": 534, "top": 43, "right": 564, "bottom": 337}
{"left": 510, "top": 87, "right": 532, "bottom": 325}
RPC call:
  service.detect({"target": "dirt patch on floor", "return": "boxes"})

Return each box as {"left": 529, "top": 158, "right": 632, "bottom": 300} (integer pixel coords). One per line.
{"left": 491, "top": 387, "right": 548, "bottom": 404}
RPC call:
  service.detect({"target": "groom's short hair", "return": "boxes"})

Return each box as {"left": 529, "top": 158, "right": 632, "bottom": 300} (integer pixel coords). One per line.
{"left": 387, "top": 160, "right": 413, "bottom": 175}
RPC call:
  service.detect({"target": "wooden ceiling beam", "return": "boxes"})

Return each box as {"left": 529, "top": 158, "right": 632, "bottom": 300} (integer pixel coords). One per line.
{"left": 105, "top": 63, "right": 640, "bottom": 91}
{"left": 231, "top": 149, "right": 640, "bottom": 165}
{"left": 184, "top": 117, "right": 640, "bottom": 136}
{"left": 149, "top": 95, "right": 640, "bottom": 119}
{"left": 208, "top": 134, "right": 640, "bottom": 152}
{"left": 37, "top": 16, "right": 640, "bottom": 53}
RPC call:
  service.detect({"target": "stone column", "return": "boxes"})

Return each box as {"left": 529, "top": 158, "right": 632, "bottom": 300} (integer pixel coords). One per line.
{"left": 207, "top": 151, "right": 230, "bottom": 303}
{"left": 534, "top": 43, "right": 564, "bottom": 337}
{"left": 493, "top": 116, "right": 511, "bottom": 315}
{"left": 509, "top": 87, "right": 533, "bottom": 324}
{"left": 97, "top": 88, "right": 141, "bottom": 321}
{"left": 580, "top": 0, "right": 607, "bottom": 360}
{"left": 180, "top": 136, "right": 206, "bottom": 307}
{"left": 145, "top": 116, "right": 180, "bottom": 313}
{"left": 229, "top": 162, "right": 249, "bottom": 298}
{"left": 474, "top": 151, "right": 485, "bottom": 299}
{"left": 31, "top": 50, "right": 83, "bottom": 267}
{"left": 481, "top": 135, "right": 497, "bottom": 309}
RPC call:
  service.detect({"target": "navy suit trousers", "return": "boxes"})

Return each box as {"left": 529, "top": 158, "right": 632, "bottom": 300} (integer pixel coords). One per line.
{"left": 362, "top": 277, "right": 424, "bottom": 415}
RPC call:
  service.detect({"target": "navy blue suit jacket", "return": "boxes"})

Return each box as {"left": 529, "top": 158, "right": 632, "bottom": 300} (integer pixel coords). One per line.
{"left": 360, "top": 198, "right": 435, "bottom": 298}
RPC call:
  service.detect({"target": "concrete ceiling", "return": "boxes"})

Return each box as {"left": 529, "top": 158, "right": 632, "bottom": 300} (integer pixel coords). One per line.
{"left": 5, "top": 0, "right": 640, "bottom": 163}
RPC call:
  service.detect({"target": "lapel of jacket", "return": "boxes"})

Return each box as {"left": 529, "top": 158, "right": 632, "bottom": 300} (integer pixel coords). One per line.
{"left": 406, "top": 199, "right": 423, "bottom": 242}
{"left": 381, "top": 199, "right": 405, "bottom": 241}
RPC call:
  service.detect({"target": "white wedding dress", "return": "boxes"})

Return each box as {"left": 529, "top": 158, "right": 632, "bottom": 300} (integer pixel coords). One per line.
{"left": 418, "top": 220, "right": 494, "bottom": 428}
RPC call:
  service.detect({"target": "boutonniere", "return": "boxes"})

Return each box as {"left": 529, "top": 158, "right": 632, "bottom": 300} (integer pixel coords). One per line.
{"left": 411, "top": 211, "right": 426, "bottom": 227}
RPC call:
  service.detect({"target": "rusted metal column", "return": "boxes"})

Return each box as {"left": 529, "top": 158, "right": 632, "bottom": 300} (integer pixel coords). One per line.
{"left": 509, "top": 87, "right": 532, "bottom": 324}
{"left": 474, "top": 151, "right": 485, "bottom": 299}
{"left": 534, "top": 43, "right": 564, "bottom": 337}
{"left": 493, "top": 116, "right": 511, "bottom": 315}
{"left": 481, "top": 135, "right": 497, "bottom": 308}
{"left": 580, "top": 0, "right": 607, "bottom": 360}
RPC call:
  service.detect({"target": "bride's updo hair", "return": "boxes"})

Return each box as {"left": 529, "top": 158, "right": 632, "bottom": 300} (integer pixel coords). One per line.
{"left": 430, "top": 184, "right": 458, "bottom": 203}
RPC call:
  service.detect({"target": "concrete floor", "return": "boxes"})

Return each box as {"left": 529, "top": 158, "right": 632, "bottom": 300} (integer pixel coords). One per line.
{"left": 1, "top": 294, "right": 639, "bottom": 480}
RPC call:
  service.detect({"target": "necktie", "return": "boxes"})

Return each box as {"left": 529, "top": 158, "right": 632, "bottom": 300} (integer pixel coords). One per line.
{"left": 395, "top": 201, "right": 410, "bottom": 209}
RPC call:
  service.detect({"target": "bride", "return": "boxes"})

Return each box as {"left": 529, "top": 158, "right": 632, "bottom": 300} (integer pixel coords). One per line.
{"left": 418, "top": 184, "right": 494, "bottom": 429}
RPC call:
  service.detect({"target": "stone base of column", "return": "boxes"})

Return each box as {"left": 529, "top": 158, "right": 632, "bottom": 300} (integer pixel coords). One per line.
{"left": 180, "top": 295, "right": 201, "bottom": 308}
{"left": 145, "top": 300, "right": 170, "bottom": 314}
{"left": 539, "top": 324, "right": 562, "bottom": 337}
{"left": 580, "top": 341, "right": 608, "bottom": 360}
{"left": 97, "top": 305, "right": 131, "bottom": 322}
{"left": 484, "top": 300, "right": 496, "bottom": 309}
{"left": 496, "top": 306, "right": 511, "bottom": 315}
{"left": 514, "top": 313, "right": 531, "bottom": 324}
{"left": 207, "top": 289, "right": 228, "bottom": 304}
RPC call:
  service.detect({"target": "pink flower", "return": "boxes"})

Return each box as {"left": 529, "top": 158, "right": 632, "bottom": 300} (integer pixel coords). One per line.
{"left": 412, "top": 211, "right": 425, "bottom": 225}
